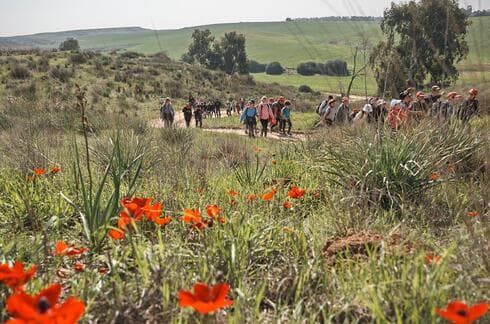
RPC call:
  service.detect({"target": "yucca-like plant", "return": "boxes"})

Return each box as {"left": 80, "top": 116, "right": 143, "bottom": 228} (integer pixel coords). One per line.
{"left": 314, "top": 120, "right": 482, "bottom": 210}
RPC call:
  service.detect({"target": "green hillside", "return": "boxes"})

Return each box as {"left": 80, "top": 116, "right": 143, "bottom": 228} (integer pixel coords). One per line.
{"left": 2, "top": 17, "right": 489, "bottom": 68}
{"left": 2, "top": 17, "right": 489, "bottom": 95}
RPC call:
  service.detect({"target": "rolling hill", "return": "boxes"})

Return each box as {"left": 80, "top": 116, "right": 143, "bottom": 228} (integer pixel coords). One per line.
{"left": 1, "top": 17, "right": 488, "bottom": 69}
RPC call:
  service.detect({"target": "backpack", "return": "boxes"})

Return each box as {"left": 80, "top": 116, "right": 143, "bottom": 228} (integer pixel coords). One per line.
{"left": 317, "top": 100, "right": 327, "bottom": 115}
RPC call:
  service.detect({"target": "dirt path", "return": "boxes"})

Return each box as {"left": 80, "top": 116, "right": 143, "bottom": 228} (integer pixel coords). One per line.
{"left": 151, "top": 112, "right": 309, "bottom": 141}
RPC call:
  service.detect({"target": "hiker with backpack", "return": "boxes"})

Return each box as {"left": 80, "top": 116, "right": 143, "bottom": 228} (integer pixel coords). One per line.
{"left": 317, "top": 95, "right": 334, "bottom": 118}
{"left": 335, "top": 97, "right": 351, "bottom": 124}
{"left": 280, "top": 100, "right": 293, "bottom": 136}
{"left": 271, "top": 96, "right": 285, "bottom": 132}
{"left": 430, "top": 92, "right": 461, "bottom": 121}
{"left": 408, "top": 91, "right": 428, "bottom": 123}
{"left": 257, "top": 96, "right": 275, "bottom": 137}
{"left": 160, "top": 97, "right": 175, "bottom": 128}
{"left": 321, "top": 98, "right": 338, "bottom": 126}
{"left": 240, "top": 99, "right": 258, "bottom": 138}
{"left": 182, "top": 103, "right": 193, "bottom": 128}
{"left": 459, "top": 88, "right": 479, "bottom": 123}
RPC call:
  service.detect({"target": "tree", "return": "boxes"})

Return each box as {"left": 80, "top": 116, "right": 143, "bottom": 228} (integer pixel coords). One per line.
{"left": 265, "top": 62, "right": 285, "bottom": 75}
{"left": 297, "top": 62, "right": 320, "bottom": 76}
{"left": 219, "top": 32, "right": 248, "bottom": 74}
{"left": 346, "top": 43, "right": 369, "bottom": 97}
{"left": 59, "top": 38, "right": 80, "bottom": 51}
{"left": 371, "top": 0, "right": 470, "bottom": 95}
{"left": 185, "top": 29, "right": 215, "bottom": 65}
{"left": 183, "top": 29, "right": 249, "bottom": 74}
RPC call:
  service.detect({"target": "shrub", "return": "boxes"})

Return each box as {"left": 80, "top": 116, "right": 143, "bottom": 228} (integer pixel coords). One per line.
{"left": 249, "top": 60, "right": 266, "bottom": 73}
{"left": 59, "top": 38, "right": 80, "bottom": 51}
{"left": 69, "top": 52, "right": 87, "bottom": 65}
{"left": 265, "top": 62, "right": 285, "bottom": 75}
{"left": 50, "top": 66, "right": 73, "bottom": 83}
{"left": 299, "top": 85, "right": 313, "bottom": 93}
{"left": 297, "top": 62, "right": 320, "bottom": 76}
{"left": 9, "top": 65, "right": 31, "bottom": 79}
{"left": 323, "top": 60, "right": 349, "bottom": 76}
{"left": 164, "top": 80, "right": 183, "bottom": 98}
{"left": 120, "top": 51, "right": 142, "bottom": 59}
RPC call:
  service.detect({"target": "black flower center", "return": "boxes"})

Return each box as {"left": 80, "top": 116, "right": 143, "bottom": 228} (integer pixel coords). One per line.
{"left": 457, "top": 309, "right": 468, "bottom": 317}
{"left": 37, "top": 297, "right": 51, "bottom": 314}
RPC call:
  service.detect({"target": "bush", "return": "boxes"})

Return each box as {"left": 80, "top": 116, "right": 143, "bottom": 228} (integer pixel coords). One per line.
{"left": 69, "top": 52, "right": 87, "bottom": 65}
{"left": 59, "top": 38, "right": 80, "bottom": 51}
{"left": 249, "top": 60, "right": 266, "bottom": 73}
{"left": 9, "top": 65, "right": 31, "bottom": 79}
{"left": 120, "top": 51, "right": 142, "bottom": 59}
{"left": 323, "top": 60, "right": 349, "bottom": 76}
{"left": 265, "top": 62, "right": 285, "bottom": 75}
{"left": 298, "top": 85, "right": 313, "bottom": 93}
{"left": 297, "top": 62, "right": 320, "bottom": 76}
{"left": 50, "top": 66, "right": 73, "bottom": 83}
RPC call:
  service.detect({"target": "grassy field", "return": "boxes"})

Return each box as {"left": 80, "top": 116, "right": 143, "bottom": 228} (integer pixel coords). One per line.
{"left": 0, "top": 47, "right": 489, "bottom": 323}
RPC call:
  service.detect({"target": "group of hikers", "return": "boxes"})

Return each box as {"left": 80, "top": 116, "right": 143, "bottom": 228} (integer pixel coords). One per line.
{"left": 238, "top": 96, "right": 293, "bottom": 138}
{"left": 160, "top": 86, "right": 480, "bottom": 135}
{"left": 317, "top": 86, "right": 480, "bottom": 131}
{"left": 160, "top": 95, "right": 295, "bottom": 137}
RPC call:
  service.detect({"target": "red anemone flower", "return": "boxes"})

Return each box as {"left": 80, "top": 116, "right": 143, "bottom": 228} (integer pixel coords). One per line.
{"left": 435, "top": 301, "right": 489, "bottom": 324}
{"left": 182, "top": 209, "right": 202, "bottom": 224}
{"left": 53, "top": 241, "right": 88, "bottom": 257}
{"left": 153, "top": 216, "right": 172, "bottom": 226}
{"left": 429, "top": 172, "right": 440, "bottom": 181}
{"left": 227, "top": 190, "right": 239, "bottom": 197}
{"left": 246, "top": 194, "right": 257, "bottom": 201}
{"left": 34, "top": 168, "right": 46, "bottom": 176}
{"left": 288, "top": 186, "right": 306, "bottom": 199}
{"left": 120, "top": 197, "right": 152, "bottom": 220}
{"left": 117, "top": 211, "right": 132, "bottom": 229}
{"left": 467, "top": 211, "right": 478, "bottom": 218}
{"left": 283, "top": 201, "right": 292, "bottom": 209}
{"left": 142, "top": 202, "right": 163, "bottom": 222}
{"left": 108, "top": 229, "right": 125, "bottom": 240}
{"left": 206, "top": 205, "right": 222, "bottom": 219}
{"left": 5, "top": 283, "right": 85, "bottom": 324}
{"left": 73, "top": 263, "right": 85, "bottom": 272}
{"left": 424, "top": 253, "right": 442, "bottom": 265}
{"left": 261, "top": 188, "right": 277, "bottom": 201}
{"left": 0, "top": 262, "right": 37, "bottom": 291}
{"left": 50, "top": 167, "right": 61, "bottom": 174}
{"left": 179, "top": 282, "right": 234, "bottom": 314}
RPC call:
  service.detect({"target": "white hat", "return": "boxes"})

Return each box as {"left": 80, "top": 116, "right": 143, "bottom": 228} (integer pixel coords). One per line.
{"left": 362, "top": 104, "right": 373, "bottom": 113}
{"left": 390, "top": 99, "right": 402, "bottom": 108}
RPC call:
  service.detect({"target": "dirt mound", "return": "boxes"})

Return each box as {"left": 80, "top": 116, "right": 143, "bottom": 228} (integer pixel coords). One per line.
{"left": 323, "top": 229, "right": 415, "bottom": 264}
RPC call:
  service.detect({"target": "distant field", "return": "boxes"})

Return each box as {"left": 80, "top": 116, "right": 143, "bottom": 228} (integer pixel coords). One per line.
{"left": 1, "top": 17, "right": 489, "bottom": 95}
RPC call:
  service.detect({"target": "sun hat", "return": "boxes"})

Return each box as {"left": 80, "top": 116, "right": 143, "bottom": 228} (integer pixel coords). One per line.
{"left": 362, "top": 104, "right": 373, "bottom": 113}
{"left": 391, "top": 99, "right": 402, "bottom": 108}
{"left": 432, "top": 85, "right": 441, "bottom": 92}
{"left": 416, "top": 91, "right": 426, "bottom": 98}
{"left": 469, "top": 88, "right": 478, "bottom": 96}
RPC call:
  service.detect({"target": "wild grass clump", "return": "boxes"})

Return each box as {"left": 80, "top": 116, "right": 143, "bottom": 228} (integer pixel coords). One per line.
{"left": 313, "top": 120, "right": 483, "bottom": 211}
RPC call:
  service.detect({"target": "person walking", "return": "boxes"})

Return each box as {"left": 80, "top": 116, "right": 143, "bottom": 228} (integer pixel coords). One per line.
{"left": 408, "top": 91, "right": 428, "bottom": 122}
{"left": 257, "top": 96, "right": 275, "bottom": 137}
{"left": 271, "top": 96, "right": 285, "bottom": 132}
{"left": 160, "top": 97, "right": 174, "bottom": 128}
{"left": 194, "top": 104, "right": 203, "bottom": 128}
{"left": 430, "top": 92, "right": 462, "bottom": 121}
{"left": 240, "top": 99, "right": 258, "bottom": 138}
{"left": 182, "top": 103, "right": 193, "bottom": 128}
{"left": 280, "top": 100, "right": 293, "bottom": 136}
{"left": 426, "top": 86, "right": 443, "bottom": 105}
{"left": 322, "top": 98, "right": 338, "bottom": 126}
{"left": 459, "top": 88, "right": 479, "bottom": 123}
{"left": 335, "top": 97, "right": 351, "bottom": 124}
{"left": 386, "top": 99, "right": 408, "bottom": 132}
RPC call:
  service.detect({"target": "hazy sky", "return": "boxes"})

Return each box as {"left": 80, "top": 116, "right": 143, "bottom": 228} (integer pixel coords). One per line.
{"left": 0, "top": 0, "right": 487, "bottom": 36}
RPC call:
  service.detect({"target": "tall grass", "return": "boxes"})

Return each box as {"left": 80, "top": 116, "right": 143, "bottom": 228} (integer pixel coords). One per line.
{"left": 313, "top": 120, "right": 483, "bottom": 211}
